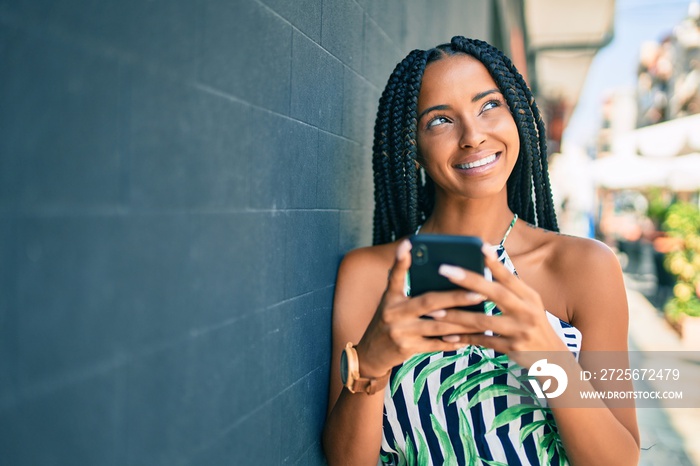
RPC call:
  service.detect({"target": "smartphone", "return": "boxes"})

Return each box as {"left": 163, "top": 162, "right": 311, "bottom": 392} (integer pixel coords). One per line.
{"left": 408, "top": 234, "right": 486, "bottom": 312}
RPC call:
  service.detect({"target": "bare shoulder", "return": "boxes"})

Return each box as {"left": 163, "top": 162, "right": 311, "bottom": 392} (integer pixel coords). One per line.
{"left": 545, "top": 232, "right": 628, "bottom": 343}
{"left": 333, "top": 240, "right": 402, "bottom": 343}
{"left": 516, "top": 223, "right": 627, "bottom": 336}
{"left": 337, "top": 241, "right": 398, "bottom": 287}
{"left": 517, "top": 223, "right": 621, "bottom": 278}
{"left": 549, "top": 233, "right": 621, "bottom": 277}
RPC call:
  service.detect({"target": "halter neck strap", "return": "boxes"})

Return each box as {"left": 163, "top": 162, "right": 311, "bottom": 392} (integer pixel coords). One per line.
{"left": 499, "top": 213, "right": 518, "bottom": 247}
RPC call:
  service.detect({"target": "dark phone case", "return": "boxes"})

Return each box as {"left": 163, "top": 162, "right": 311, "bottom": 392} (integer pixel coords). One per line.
{"left": 408, "top": 234, "right": 485, "bottom": 312}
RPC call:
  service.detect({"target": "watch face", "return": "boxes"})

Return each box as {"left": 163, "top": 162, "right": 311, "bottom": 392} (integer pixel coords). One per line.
{"left": 340, "top": 349, "right": 349, "bottom": 385}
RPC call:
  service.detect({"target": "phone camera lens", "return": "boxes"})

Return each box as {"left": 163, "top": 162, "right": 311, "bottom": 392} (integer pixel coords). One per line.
{"left": 414, "top": 244, "right": 428, "bottom": 265}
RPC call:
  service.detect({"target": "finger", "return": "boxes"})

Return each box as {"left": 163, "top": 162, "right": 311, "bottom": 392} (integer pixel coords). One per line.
{"left": 460, "top": 333, "right": 514, "bottom": 354}
{"left": 440, "top": 311, "right": 518, "bottom": 336}
{"left": 401, "top": 289, "right": 486, "bottom": 318}
{"left": 437, "top": 264, "right": 523, "bottom": 313}
{"left": 411, "top": 318, "right": 474, "bottom": 338}
{"left": 438, "top": 333, "right": 513, "bottom": 354}
{"left": 481, "top": 243, "right": 534, "bottom": 300}
{"left": 387, "top": 239, "right": 412, "bottom": 296}
{"left": 420, "top": 337, "right": 468, "bottom": 353}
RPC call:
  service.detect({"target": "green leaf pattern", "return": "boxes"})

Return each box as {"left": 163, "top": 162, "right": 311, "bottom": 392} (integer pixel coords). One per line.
{"left": 384, "top": 344, "right": 570, "bottom": 465}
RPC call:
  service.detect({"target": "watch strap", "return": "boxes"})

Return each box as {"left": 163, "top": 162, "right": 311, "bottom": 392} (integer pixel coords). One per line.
{"left": 348, "top": 370, "right": 391, "bottom": 395}
{"left": 343, "top": 343, "right": 391, "bottom": 395}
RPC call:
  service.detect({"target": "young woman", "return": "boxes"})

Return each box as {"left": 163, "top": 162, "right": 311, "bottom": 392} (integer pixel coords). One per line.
{"left": 323, "top": 37, "right": 640, "bottom": 465}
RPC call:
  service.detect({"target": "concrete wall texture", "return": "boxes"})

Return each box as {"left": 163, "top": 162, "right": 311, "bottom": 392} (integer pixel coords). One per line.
{"left": 0, "top": 1, "right": 496, "bottom": 464}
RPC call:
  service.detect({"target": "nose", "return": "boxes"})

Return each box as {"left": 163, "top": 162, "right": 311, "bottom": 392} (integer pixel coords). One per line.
{"left": 458, "top": 119, "right": 486, "bottom": 148}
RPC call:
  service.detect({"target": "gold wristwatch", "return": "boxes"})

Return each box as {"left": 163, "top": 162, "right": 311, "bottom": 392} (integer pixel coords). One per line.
{"left": 340, "top": 342, "right": 391, "bottom": 395}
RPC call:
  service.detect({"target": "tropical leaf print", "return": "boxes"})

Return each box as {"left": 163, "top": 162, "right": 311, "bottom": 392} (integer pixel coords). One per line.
{"left": 489, "top": 403, "right": 542, "bottom": 432}
{"left": 436, "top": 353, "right": 509, "bottom": 401}
{"left": 446, "top": 368, "right": 510, "bottom": 404}
{"left": 518, "top": 419, "right": 548, "bottom": 445}
{"left": 392, "top": 439, "right": 407, "bottom": 466}
{"left": 397, "top": 343, "right": 568, "bottom": 464}
{"left": 413, "top": 352, "right": 469, "bottom": 403}
{"left": 404, "top": 435, "right": 416, "bottom": 466}
{"left": 391, "top": 352, "right": 437, "bottom": 396}
{"left": 429, "top": 414, "right": 458, "bottom": 466}
{"left": 457, "top": 409, "right": 480, "bottom": 466}
{"left": 484, "top": 301, "right": 497, "bottom": 315}
{"left": 465, "top": 383, "right": 532, "bottom": 410}
{"left": 414, "top": 429, "right": 430, "bottom": 466}
{"left": 380, "top": 451, "right": 393, "bottom": 466}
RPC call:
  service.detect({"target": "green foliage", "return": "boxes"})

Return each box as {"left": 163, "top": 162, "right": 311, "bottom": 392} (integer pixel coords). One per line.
{"left": 663, "top": 202, "right": 700, "bottom": 237}
{"left": 662, "top": 202, "right": 700, "bottom": 319}
{"left": 646, "top": 188, "right": 671, "bottom": 228}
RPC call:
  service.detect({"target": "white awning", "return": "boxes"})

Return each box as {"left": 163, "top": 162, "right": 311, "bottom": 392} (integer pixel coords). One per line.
{"left": 592, "top": 152, "right": 700, "bottom": 191}
{"left": 613, "top": 113, "right": 700, "bottom": 158}
{"left": 525, "top": 0, "right": 616, "bottom": 106}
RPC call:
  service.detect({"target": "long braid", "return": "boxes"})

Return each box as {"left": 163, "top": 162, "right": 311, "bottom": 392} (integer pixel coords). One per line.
{"left": 389, "top": 68, "right": 408, "bottom": 236}
{"left": 404, "top": 52, "right": 428, "bottom": 234}
{"left": 373, "top": 62, "right": 405, "bottom": 244}
{"left": 531, "top": 97, "right": 559, "bottom": 231}
{"left": 372, "top": 88, "right": 391, "bottom": 245}
{"left": 372, "top": 52, "right": 424, "bottom": 243}
{"left": 372, "top": 37, "right": 559, "bottom": 245}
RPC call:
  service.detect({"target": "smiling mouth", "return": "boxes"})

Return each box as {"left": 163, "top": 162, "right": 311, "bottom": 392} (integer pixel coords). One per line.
{"left": 455, "top": 153, "right": 499, "bottom": 169}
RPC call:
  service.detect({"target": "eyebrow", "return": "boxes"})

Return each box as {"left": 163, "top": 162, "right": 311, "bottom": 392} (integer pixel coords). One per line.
{"left": 472, "top": 88, "right": 500, "bottom": 103}
{"left": 417, "top": 104, "right": 449, "bottom": 122}
{"left": 417, "top": 88, "right": 501, "bottom": 122}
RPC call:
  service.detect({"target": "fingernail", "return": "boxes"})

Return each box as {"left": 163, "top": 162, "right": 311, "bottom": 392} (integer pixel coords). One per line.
{"left": 396, "top": 239, "right": 412, "bottom": 260}
{"left": 466, "top": 292, "right": 486, "bottom": 302}
{"left": 481, "top": 242, "right": 497, "bottom": 260}
{"left": 442, "top": 335, "right": 460, "bottom": 343}
{"left": 438, "top": 264, "right": 466, "bottom": 280}
{"left": 426, "top": 309, "right": 446, "bottom": 319}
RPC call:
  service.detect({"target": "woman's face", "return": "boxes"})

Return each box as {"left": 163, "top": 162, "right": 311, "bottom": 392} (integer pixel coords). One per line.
{"left": 416, "top": 54, "right": 520, "bottom": 201}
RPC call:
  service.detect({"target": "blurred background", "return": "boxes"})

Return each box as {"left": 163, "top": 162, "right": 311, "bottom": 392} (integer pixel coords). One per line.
{"left": 1, "top": 0, "right": 699, "bottom": 465}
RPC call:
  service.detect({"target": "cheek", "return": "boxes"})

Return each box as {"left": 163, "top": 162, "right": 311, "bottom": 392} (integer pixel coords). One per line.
{"left": 415, "top": 137, "right": 441, "bottom": 166}
{"left": 495, "top": 118, "right": 520, "bottom": 153}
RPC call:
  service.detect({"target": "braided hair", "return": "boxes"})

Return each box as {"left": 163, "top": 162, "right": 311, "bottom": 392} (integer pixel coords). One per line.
{"left": 371, "top": 36, "right": 559, "bottom": 245}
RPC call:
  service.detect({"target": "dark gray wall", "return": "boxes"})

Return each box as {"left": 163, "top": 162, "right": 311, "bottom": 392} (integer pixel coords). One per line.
{"left": 0, "top": 1, "right": 493, "bottom": 464}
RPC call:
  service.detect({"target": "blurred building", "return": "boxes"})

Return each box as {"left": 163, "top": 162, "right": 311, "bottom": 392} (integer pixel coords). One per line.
{"left": 590, "top": 2, "right": 700, "bottom": 290}
{"left": 637, "top": 1, "right": 700, "bottom": 126}
{"left": 593, "top": 2, "right": 700, "bottom": 224}
{"left": 525, "top": 0, "right": 616, "bottom": 154}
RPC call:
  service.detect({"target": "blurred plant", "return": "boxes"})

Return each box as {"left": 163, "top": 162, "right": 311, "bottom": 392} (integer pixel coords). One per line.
{"left": 663, "top": 202, "right": 700, "bottom": 319}
{"left": 646, "top": 188, "right": 672, "bottom": 229}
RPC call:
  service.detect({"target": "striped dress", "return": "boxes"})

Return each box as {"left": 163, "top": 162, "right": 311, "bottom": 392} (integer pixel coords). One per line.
{"left": 381, "top": 217, "right": 582, "bottom": 466}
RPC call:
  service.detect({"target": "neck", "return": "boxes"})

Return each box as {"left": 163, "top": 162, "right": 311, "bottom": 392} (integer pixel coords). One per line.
{"left": 420, "top": 189, "right": 516, "bottom": 245}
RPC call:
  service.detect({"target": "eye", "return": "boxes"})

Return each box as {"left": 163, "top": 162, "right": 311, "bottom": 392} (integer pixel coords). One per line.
{"left": 427, "top": 116, "right": 450, "bottom": 128}
{"left": 481, "top": 100, "right": 501, "bottom": 112}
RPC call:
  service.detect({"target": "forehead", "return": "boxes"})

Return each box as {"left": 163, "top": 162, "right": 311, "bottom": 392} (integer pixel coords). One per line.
{"left": 418, "top": 54, "right": 498, "bottom": 107}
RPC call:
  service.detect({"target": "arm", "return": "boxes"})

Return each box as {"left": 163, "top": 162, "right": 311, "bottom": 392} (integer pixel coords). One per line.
{"left": 321, "top": 248, "right": 389, "bottom": 466}
{"left": 549, "top": 240, "right": 640, "bottom": 465}
{"left": 435, "top": 240, "right": 640, "bottom": 465}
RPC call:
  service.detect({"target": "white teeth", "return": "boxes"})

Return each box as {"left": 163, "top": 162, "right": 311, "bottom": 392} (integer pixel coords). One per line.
{"left": 456, "top": 153, "right": 497, "bottom": 169}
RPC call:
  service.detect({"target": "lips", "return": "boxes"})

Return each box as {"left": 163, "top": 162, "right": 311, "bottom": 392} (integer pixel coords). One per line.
{"left": 454, "top": 152, "right": 501, "bottom": 171}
